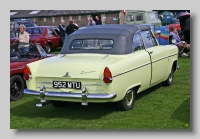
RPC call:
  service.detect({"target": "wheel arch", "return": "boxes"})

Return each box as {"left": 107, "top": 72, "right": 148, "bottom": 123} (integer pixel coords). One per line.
{"left": 10, "top": 73, "right": 27, "bottom": 88}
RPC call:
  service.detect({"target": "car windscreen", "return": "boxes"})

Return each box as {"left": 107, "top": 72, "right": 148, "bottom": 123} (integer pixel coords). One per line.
{"left": 69, "top": 39, "right": 114, "bottom": 50}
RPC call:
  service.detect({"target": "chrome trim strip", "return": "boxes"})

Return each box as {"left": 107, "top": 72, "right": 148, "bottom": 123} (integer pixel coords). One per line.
{"left": 152, "top": 53, "right": 178, "bottom": 63}
{"left": 24, "top": 89, "right": 117, "bottom": 99}
{"left": 102, "top": 54, "right": 109, "bottom": 59}
{"left": 113, "top": 53, "right": 178, "bottom": 78}
{"left": 10, "top": 67, "right": 23, "bottom": 71}
{"left": 83, "top": 84, "right": 102, "bottom": 86}
{"left": 36, "top": 87, "right": 104, "bottom": 91}
{"left": 38, "top": 82, "right": 52, "bottom": 84}
{"left": 113, "top": 62, "right": 151, "bottom": 78}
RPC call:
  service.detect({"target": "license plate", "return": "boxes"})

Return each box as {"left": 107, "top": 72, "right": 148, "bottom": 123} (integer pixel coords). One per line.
{"left": 53, "top": 81, "right": 81, "bottom": 89}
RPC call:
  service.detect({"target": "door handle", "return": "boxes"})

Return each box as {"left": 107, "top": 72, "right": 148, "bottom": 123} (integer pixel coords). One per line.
{"left": 149, "top": 51, "right": 154, "bottom": 54}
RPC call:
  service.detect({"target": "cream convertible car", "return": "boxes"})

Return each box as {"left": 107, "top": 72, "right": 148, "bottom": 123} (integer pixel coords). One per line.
{"left": 24, "top": 24, "right": 179, "bottom": 111}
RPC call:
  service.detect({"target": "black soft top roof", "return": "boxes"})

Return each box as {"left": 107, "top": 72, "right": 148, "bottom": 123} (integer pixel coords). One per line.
{"left": 60, "top": 24, "right": 151, "bottom": 55}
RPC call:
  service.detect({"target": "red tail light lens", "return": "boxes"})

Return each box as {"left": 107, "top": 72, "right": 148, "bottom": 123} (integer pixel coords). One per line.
{"left": 23, "top": 65, "right": 32, "bottom": 81}
{"left": 103, "top": 67, "right": 112, "bottom": 83}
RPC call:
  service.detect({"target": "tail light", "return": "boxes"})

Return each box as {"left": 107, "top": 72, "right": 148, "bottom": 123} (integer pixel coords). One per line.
{"left": 23, "top": 65, "right": 32, "bottom": 81}
{"left": 103, "top": 67, "right": 112, "bottom": 83}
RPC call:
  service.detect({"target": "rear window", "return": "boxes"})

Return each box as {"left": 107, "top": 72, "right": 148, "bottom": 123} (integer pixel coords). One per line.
{"left": 69, "top": 39, "right": 114, "bottom": 50}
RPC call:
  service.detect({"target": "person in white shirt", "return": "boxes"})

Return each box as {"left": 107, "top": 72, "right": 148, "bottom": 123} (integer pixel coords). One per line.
{"left": 15, "top": 24, "right": 30, "bottom": 43}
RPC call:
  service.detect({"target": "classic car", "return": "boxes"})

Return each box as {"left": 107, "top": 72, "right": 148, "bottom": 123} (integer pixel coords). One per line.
{"left": 123, "top": 10, "right": 162, "bottom": 27}
{"left": 10, "top": 43, "right": 56, "bottom": 101}
{"left": 10, "top": 26, "right": 62, "bottom": 53}
{"left": 23, "top": 24, "right": 179, "bottom": 111}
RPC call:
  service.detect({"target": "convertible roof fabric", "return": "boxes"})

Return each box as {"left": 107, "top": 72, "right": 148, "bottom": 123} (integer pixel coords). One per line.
{"left": 60, "top": 24, "right": 151, "bottom": 55}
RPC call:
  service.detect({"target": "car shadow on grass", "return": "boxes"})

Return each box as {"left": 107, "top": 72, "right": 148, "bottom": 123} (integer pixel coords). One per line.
{"left": 135, "top": 83, "right": 162, "bottom": 101}
{"left": 10, "top": 83, "right": 162, "bottom": 120}
{"left": 10, "top": 99, "right": 118, "bottom": 120}
{"left": 170, "top": 97, "right": 190, "bottom": 124}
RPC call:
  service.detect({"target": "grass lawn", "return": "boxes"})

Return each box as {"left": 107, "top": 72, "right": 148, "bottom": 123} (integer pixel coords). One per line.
{"left": 10, "top": 48, "right": 190, "bottom": 129}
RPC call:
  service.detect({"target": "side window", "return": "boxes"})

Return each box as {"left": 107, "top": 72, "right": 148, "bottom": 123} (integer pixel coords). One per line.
{"left": 140, "top": 30, "right": 157, "bottom": 49}
{"left": 150, "top": 13, "right": 157, "bottom": 20}
{"left": 54, "top": 28, "right": 60, "bottom": 35}
{"left": 132, "top": 32, "right": 144, "bottom": 52}
{"left": 126, "top": 15, "right": 134, "bottom": 22}
{"left": 26, "top": 28, "right": 32, "bottom": 34}
{"left": 136, "top": 14, "right": 143, "bottom": 21}
{"left": 48, "top": 28, "right": 55, "bottom": 36}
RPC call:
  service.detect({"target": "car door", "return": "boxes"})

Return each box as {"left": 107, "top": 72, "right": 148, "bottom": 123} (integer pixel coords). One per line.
{"left": 47, "top": 27, "right": 59, "bottom": 47}
{"left": 131, "top": 31, "right": 152, "bottom": 90}
{"left": 140, "top": 30, "right": 168, "bottom": 85}
{"left": 53, "top": 27, "right": 62, "bottom": 45}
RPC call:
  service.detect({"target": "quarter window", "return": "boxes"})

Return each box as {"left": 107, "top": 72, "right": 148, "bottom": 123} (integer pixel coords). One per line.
{"left": 132, "top": 32, "right": 144, "bottom": 52}
{"left": 48, "top": 28, "right": 55, "bottom": 36}
{"left": 140, "top": 30, "right": 157, "bottom": 49}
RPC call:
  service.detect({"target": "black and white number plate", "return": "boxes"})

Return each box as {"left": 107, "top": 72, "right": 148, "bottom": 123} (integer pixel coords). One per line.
{"left": 53, "top": 81, "right": 81, "bottom": 89}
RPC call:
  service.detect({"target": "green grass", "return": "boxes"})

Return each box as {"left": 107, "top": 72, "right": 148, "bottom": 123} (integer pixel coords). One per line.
{"left": 10, "top": 49, "right": 190, "bottom": 129}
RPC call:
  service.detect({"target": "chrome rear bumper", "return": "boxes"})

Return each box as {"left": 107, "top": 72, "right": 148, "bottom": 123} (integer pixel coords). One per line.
{"left": 24, "top": 85, "right": 117, "bottom": 107}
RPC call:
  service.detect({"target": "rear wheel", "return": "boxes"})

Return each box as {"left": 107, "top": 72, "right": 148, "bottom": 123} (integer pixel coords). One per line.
{"left": 10, "top": 75, "right": 24, "bottom": 101}
{"left": 117, "top": 88, "right": 136, "bottom": 111}
{"left": 51, "top": 100, "right": 68, "bottom": 107}
{"left": 162, "top": 65, "right": 174, "bottom": 86}
{"left": 45, "top": 43, "right": 51, "bottom": 53}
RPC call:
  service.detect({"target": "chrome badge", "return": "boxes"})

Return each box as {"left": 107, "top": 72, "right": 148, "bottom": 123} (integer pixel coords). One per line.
{"left": 63, "top": 72, "right": 70, "bottom": 77}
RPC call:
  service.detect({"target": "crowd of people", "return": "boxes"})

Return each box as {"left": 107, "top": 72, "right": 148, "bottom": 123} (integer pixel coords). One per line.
{"left": 14, "top": 15, "right": 190, "bottom": 58}
{"left": 58, "top": 15, "right": 102, "bottom": 45}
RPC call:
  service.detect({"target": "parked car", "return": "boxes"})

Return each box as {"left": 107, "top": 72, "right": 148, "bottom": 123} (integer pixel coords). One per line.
{"left": 10, "top": 43, "right": 56, "bottom": 101}
{"left": 10, "top": 26, "right": 62, "bottom": 53}
{"left": 23, "top": 24, "right": 178, "bottom": 111}
{"left": 123, "top": 10, "right": 162, "bottom": 27}
{"left": 10, "top": 20, "right": 37, "bottom": 36}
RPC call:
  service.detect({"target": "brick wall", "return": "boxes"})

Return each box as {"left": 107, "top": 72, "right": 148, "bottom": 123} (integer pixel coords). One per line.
{"left": 29, "top": 12, "right": 122, "bottom": 27}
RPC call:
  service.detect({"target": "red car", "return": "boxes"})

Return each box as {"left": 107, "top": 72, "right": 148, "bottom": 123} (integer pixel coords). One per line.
{"left": 10, "top": 43, "right": 56, "bottom": 101}
{"left": 10, "top": 26, "right": 62, "bottom": 53}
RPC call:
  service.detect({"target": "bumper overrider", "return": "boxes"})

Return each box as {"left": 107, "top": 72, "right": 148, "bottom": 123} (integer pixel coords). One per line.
{"left": 24, "top": 85, "right": 117, "bottom": 107}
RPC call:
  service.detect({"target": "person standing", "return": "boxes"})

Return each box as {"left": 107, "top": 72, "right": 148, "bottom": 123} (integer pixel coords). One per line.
{"left": 87, "top": 16, "right": 96, "bottom": 26}
{"left": 58, "top": 19, "right": 66, "bottom": 44}
{"left": 95, "top": 16, "right": 102, "bottom": 25}
{"left": 183, "top": 18, "right": 190, "bottom": 44}
{"left": 15, "top": 24, "right": 30, "bottom": 43}
{"left": 66, "top": 20, "right": 79, "bottom": 35}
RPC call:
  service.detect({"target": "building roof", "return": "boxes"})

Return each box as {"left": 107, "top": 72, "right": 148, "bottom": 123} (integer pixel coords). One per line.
{"left": 10, "top": 10, "right": 121, "bottom": 18}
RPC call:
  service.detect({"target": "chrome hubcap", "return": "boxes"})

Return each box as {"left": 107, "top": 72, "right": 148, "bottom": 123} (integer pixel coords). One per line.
{"left": 46, "top": 45, "right": 51, "bottom": 53}
{"left": 125, "top": 89, "right": 133, "bottom": 106}
{"left": 169, "top": 70, "right": 173, "bottom": 82}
